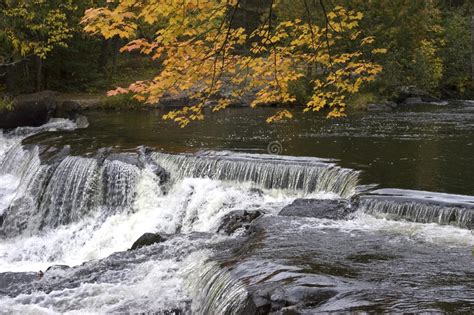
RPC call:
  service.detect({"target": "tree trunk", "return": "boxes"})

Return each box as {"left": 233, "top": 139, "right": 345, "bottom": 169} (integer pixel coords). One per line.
{"left": 36, "top": 56, "right": 43, "bottom": 92}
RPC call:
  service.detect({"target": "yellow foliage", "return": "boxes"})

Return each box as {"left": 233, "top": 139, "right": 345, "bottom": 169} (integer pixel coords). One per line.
{"left": 82, "top": 1, "right": 385, "bottom": 126}
{"left": 2, "top": 0, "right": 76, "bottom": 59}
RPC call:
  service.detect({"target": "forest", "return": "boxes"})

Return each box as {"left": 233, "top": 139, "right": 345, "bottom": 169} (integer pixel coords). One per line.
{"left": 1, "top": 0, "right": 473, "bottom": 125}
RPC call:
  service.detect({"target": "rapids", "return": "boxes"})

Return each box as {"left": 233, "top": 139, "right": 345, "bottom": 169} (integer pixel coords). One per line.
{"left": 0, "top": 106, "right": 473, "bottom": 313}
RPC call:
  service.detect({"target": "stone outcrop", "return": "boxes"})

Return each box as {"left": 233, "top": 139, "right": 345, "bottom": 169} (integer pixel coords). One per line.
{"left": 0, "top": 91, "right": 58, "bottom": 129}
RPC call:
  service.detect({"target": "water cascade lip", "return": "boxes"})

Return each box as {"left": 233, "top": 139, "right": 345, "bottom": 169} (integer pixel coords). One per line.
{"left": 359, "top": 188, "right": 474, "bottom": 228}
{"left": 152, "top": 150, "right": 360, "bottom": 198}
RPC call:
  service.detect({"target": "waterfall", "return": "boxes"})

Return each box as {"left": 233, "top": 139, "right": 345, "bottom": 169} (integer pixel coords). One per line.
{"left": 0, "top": 143, "right": 38, "bottom": 178}
{"left": 185, "top": 253, "right": 252, "bottom": 315}
{"left": 101, "top": 159, "right": 140, "bottom": 212}
{"left": 153, "top": 151, "right": 359, "bottom": 198}
{"left": 38, "top": 156, "right": 100, "bottom": 229}
{"left": 0, "top": 151, "right": 145, "bottom": 237}
{"left": 359, "top": 189, "right": 474, "bottom": 229}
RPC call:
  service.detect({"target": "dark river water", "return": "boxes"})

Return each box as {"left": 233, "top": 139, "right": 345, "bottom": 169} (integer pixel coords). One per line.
{"left": 26, "top": 101, "right": 474, "bottom": 195}
{"left": 0, "top": 101, "right": 472, "bottom": 313}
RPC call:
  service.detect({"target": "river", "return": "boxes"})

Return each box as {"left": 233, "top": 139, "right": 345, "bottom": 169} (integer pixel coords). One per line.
{"left": 0, "top": 101, "right": 473, "bottom": 313}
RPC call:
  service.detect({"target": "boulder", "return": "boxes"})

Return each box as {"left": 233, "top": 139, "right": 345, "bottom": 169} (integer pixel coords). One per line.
{"left": 75, "top": 115, "right": 89, "bottom": 129}
{"left": 130, "top": 233, "right": 168, "bottom": 250}
{"left": 55, "top": 100, "right": 82, "bottom": 119}
{"left": 402, "top": 96, "right": 423, "bottom": 106}
{"left": 217, "top": 210, "right": 264, "bottom": 235}
{"left": 395, "top": 86, "right": 433, "bottom": 102}
{"left": 279, "top": 199, "right": 352, "bottom": 219}
{"left": 0, "top": 91, "right": 58, "bottom": 129}
{"left": 394, "top": 85, "right": 449, "bottom": 106}
{"left": 158, "top": 93, "right": 190, "bottom": 108}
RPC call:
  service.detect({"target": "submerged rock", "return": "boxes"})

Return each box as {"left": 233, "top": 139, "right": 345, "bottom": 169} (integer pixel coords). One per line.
{"left": 279, "top": 199, "right": 352, "bottom": 219}
{"left": 130, "top": 233, "right": 168, "bottom": 250}
{"left": 217, "top": 210, "right": 264, "bottom": 235}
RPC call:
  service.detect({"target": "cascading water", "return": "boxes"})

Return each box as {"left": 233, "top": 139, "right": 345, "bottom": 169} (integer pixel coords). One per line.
{"left": 101, "top": 159, "right": 140, "bottom": 211}
{"left": 184, "top": 252, "right": 252, "bottom": 315}
{"left": 0, "top": 118, "right": 474, "bottom": 313}
{"left": 359, "top": 189, "right": 474, "bottom": 229}
{"left": 153, "top": 151, "right": 360, "bottom": 198}
{"left": 38, "top": 156, "right": 100, "bottom": 229}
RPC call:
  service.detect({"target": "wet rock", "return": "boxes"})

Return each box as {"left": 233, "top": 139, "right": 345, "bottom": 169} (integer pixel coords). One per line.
{"left": 279, "top": 199, "right": 352, "bottom": 219}
{"left": 55, "top": 100, "right": 82, "bottom": 119}
{"left": 162, "top": 309, "right": 186, "bottom": 315}
{"left": 0, "top": 91, "right": 58, "bottom": 129}
{"left": 247, "top": 284, "right": 338, "bottom": 313}
{"left": 106, "top": 152, "right": 141, "bottom": 167}
{"left": 37, "top": 145, "right": 71, "bottom": 165}
{"left": 46, "top": 265, "right": 71, "bottom": 272}
{"left": 403, "top": 96, "right": 423, "bottom": 105}
{"left": 367, "top": 101, "right": 397, "bottom": 112}
{"left": 367, "top": 104, "right": 391, "bottom": 112}
{"left": 394, "top": 86, "right": 449, "bottom": 106}
{"left": 75, "top": 115, "right": 89, "bottom": 129}
{"left": 158, "top": 92, "right": 190, "bottom": 108}
{"left": 138, "top": 147, "right": 169, "bottom": 184}
{"left": 395, "top": 85, "right": 434, "bottom": 103}
{"left": 95, "top": 147, "right": 113, "bottom": 165}
{"left": 217, "top": 210, "right": 264, "bottom": 235}
{"left": 130, "top": 233, "right": 168, "bottom": 250}
{"left": 0, "top": 272, "right": 38, "bottom": 296}
{"left": 401, "top": 96, "right": 449, "bottom": 106}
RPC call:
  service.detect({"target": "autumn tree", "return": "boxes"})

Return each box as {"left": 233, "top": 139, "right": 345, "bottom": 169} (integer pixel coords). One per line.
{"left": 0, "top": 0, "right": 82, "bottom": 91}
{"left": 82, "top": 0, "right": 385, "bottom": 127}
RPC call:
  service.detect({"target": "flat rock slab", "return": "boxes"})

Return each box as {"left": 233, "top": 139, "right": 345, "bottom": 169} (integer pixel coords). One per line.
{"left": 279, "top": 199, "right": 352, "bottom": 219}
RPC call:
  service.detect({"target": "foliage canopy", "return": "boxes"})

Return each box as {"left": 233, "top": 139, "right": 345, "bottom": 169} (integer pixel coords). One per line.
{"left": 82, "top": 0, "right": 386, "bottom": 126}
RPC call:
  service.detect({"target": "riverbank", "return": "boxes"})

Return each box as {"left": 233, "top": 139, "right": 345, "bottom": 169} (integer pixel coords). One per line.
{"left": 0, "top": 85, "right": 458, "bottom": 130}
